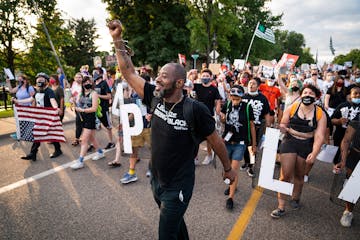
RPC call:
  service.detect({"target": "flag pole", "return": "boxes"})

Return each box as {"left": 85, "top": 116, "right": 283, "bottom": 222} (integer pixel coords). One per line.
{"left": 245, "top": 22, "right": 259, "bottom": 64}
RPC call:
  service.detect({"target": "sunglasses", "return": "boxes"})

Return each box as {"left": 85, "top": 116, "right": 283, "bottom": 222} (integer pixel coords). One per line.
{"left": 230, "top": 88, "right": 243, "bottom": 96}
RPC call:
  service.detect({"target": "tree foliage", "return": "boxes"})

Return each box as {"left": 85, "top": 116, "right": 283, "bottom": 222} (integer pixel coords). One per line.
{"left": 333, "top": 49, "right": 360, "bottom": 69}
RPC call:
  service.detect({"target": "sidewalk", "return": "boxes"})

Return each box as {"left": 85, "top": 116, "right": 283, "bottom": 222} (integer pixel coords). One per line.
{"left": 0, "top": 108, "right": 76, "bottom": 140}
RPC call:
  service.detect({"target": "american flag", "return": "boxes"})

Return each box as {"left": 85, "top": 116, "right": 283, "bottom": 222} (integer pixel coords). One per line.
{"left": 14, "top": 105, "right": 66, "bottom": 142}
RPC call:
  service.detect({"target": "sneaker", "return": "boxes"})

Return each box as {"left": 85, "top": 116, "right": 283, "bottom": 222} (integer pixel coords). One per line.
{"left": 202, "top": 154, "right": 213, "bottom": 165}
{"left": 194, "top": 157, "right": 200, "bottom": 165}
{"left": 105, "top": 142, "right": 116, "bottom": 149}
{"left": 120, "top": 173, "right": 138, "bottom": 184}
{"left": 71, "top": 160, "right": 84, "bottom": 170}
{"left": 289, "top": 199, "right": 300, "bottom": 210}
{"left": 92, "top": 152, "right": 105, "bottom": 161}
{"left": 340, "top": 210, "right": 353, "bottom": 227}
{"left": 247, "top": 168, "right": 255, "bottom": 177}
{"left": 304, "top": 175, "right": 309, "bottom": 183}
{"left": 146, "top": 170, "right": 151, "bottom": 178}
{"left": 240, "top": 163, "right": 248, "bottom": 171}
{"left": 226, "top": 198, "right": 234, "bottom": 210}
{"left": 271, "top": 208, "right": 285, "bottom": 218}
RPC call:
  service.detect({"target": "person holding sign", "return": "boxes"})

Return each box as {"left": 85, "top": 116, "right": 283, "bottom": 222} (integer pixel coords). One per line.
{"left": 108, "top": 19, "right": 236, "bottom": 239}
{"left": 333, "top": 114, "right": 360, "bottom": 227}
{"left": 271, "top": 85, "right": 326, "bottom": 218}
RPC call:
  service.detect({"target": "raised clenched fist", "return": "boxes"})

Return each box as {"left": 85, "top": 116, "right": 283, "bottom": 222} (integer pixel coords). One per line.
{"left": 107, "top": 20, "right": 123, "bottom": 40}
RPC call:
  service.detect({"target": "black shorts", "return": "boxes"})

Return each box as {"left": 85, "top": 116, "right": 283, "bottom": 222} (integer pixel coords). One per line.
{"left": 99, "top": 110, "right": 112, "bottom": 129}
{"left": 346, "top": 148, "right": 360, "bottom": 171}
{"left": 279, "top": 134, "right": 314, "bottom": 159}
{"left": 269, "top": 110, "right": 275, "bottom": 116}
{"left": 82, "top": 113, "right": 96, "bottom": 130}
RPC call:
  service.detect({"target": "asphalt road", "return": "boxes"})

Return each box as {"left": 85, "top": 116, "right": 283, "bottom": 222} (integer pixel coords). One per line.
{"left": 0, "top": 122, "right": 359, "bottom": 240}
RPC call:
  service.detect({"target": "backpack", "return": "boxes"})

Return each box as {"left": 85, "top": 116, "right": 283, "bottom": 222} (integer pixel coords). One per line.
{"left": 225, "top": 100, "right": 252, "bottom": 144}
{"left": 150, "top": 96, "right": 205, "bottom": 145}
{"left": 289, "top": 102, "right": 322, "bottom": 121}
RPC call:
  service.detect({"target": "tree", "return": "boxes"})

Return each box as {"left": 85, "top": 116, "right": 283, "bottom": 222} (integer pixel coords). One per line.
{"left": 0, "top": 0, "right": 30, "bottom": 73}
{"left": 103, "top": 0, "right": 190, "bottom": 71}
{"left": 333, "top": 49, "right": 360, "bottom": 69}
{"left": 62, "top": 18, "right": 99, "bottom": 73}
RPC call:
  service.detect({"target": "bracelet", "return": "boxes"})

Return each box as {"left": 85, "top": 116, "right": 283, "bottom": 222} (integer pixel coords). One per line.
{"left": 224, "top": 167, "right": 232, "bottom": 173}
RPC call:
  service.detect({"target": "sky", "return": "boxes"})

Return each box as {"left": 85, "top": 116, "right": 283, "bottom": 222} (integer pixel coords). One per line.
{"left": 56, "top": 0, "right": 360, "bottom": 66}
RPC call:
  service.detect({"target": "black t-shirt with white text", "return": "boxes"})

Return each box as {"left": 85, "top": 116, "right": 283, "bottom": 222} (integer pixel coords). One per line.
{"left": 34, "top": 87, "right": 55, "bottom": 107}
{"left": 194, "top": 83, "right": 221, "bottom": 116}
{"left": 332, "top": 101, "right": 360, "bottom": 140}
{"left": 221, "top": 101, "right": 255, "bottom": 145}
{"left": 242, "top": 93, "right": 270, "bottom": 126}
{"left": 142, "top": 82, "right": 215, "bottom": 188}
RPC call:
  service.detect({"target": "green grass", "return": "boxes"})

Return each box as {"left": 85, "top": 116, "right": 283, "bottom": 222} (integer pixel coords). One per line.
{"left": 0, "top": 109, "right": 14, "bottom": 118}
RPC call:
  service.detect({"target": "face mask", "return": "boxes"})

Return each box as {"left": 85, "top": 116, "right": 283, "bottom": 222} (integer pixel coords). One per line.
{"left": 336, "top": 82, "right": 344, "bottom": 87}
{"left": 84, "top": 83, "right": 92, "bottom": 89}
{"left": 328, "top": 76, "right": 335, "bottom": 81}
{"left": 290, "top": 77, "right": 297, "bottom": 82}
{"left": 201, "top": 77, "right": 211, "bottom": 84}
{"left": 248, "top": 90, "right": 258, "bottom": 96}
{"left": 356, "top": 78, "right": 360, "bottom": 83}
{"left": 37, "top": 82, "right": 45, "bottom": 88}
{"left": 352, "top": 98, "right": 360, "bottom": 104}
{"left": 49, "top": 79, "right": 56, "bottom": 85}
{"left": 267, "top": 81, "right": 275, "bottom": 87}
{"left": 301, "top": 96, "right": 315, "bottom": 106}
{"left": 291, "top": 86, "right": 299, "bottom": 92}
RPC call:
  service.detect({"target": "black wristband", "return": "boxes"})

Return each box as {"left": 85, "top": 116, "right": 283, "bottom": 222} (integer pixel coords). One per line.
{"left": 224, "top": 167, "right": 232, "bottom": 173}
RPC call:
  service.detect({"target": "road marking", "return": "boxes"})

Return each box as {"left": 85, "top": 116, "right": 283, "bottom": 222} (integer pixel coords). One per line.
{"left": 227, "top": 186, "right": 263, "bottom": 240}
{"left": 0, "top": 149, "right": 114, "bottom": 195}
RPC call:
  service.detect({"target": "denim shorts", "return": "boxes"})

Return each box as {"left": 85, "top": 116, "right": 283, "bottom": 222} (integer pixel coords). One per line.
{"left": 226, "top": 142, "right": 246, "bottom": 161}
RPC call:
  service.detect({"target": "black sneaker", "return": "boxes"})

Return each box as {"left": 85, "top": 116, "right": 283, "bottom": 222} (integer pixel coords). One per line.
{"left": 87, "top": 145, "right": 95, "bottom": 153}
{"left": 105, "top": 142, "right": 116, "bottom": 149}
{"left": 270, "top": 208, "right": 285, "bottom": 218}
{"left": 247, "top": 168, "right": 255, "bottom": 177}
{"left": 240, "top": 163, "right": 248, "bottom": 171}
{"left": 224, "top": 187, "right": 230, "bottom": 195}
{"left": 226, "top": 198, "right": 234, "bottom": 210}
{"left": 289, "top": 199, "right": 300, "bottom": 210}
{"left": 50, "top": 150, "right": 63, "bottom": 158}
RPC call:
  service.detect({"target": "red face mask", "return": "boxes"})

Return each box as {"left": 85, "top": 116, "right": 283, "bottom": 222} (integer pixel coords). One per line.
{"left": 336, "top": 82, "right": 344, "bottom": 87}
{"left": 241, "top": 78, "right": 248, "bottom": 85}
{"left": 49, "top": 78, "right": 56, "bottom": 85}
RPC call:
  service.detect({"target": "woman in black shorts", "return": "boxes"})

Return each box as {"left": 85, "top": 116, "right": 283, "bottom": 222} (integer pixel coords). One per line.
{"left": 271, "top": 85, "right": 327, "bottom": 218}
{"left": 71, "top": 76, "right": 105, "bottom": 170}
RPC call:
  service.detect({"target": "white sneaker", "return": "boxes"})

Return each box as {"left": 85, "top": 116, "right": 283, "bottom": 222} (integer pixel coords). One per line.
{"left": 194, "top": 157, "right": 200, "bottom": 165}
{"left": 71, "top": 160, "right": 84, "bottom": 170}
{"left": 340, "top": 210, "right": 353, "bottom": 227}
{"left": 202, "top": 154, "right": 213, "bottom": 165}
{"left": 92, "top": 152, "right": 105, "bottom": 161}
{"left": 304, "top": 175, "right": 309, "bottom": 183}
{"left": 146, "top": 170, "right": 151, "bottom": 177}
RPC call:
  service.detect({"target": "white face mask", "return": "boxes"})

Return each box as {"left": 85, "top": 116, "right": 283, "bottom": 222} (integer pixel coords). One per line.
{"left": 248, "top": 90, "right": 258, "bottom": 96}
{"left": 267, "top": 81, "right": 275, "bottom": 87}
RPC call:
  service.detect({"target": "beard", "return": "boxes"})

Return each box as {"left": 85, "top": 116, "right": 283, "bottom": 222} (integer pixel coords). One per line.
{"left": 153, "top": 81, "right": 177, "bottom": 98}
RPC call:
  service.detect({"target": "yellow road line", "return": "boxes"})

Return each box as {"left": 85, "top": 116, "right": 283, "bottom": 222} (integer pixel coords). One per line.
{"left": 227, "top": 186, "right": 264, "bottom": 240}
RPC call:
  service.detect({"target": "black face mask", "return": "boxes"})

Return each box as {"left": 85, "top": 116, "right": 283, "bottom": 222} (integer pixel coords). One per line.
{"left": 84, "top": 83, "right": 92, "bottom": 89}
{"left": 291, "top": 86, "right": 299, "bottom": 92}
{"left": 37, "top": 82, "right": 45, "bottom": 88}
{"left": 302, "top": 96, "right": 315, "bottom": 106}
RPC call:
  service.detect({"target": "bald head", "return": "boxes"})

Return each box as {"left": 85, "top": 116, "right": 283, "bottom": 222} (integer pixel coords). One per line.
{"left": 164, "top": 63, "right": 186, "bottom": 83}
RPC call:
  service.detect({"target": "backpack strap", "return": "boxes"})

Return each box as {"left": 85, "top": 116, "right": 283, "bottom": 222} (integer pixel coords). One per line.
{"left": 150, "top": 97, "right": 161, "bottom": 114}
{"left": 290, "top": 102, "right": 300, "bottom": 118}
{"left": 315, "top": 106, "right": 323, "bottom": 121}
{"left": 183, "top": 97, "right": 205, "bottom": 146}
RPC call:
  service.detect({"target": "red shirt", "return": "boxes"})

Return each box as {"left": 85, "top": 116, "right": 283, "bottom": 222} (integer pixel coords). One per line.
{"left": 259, "top": 84, "right": 281, "bottom": 111}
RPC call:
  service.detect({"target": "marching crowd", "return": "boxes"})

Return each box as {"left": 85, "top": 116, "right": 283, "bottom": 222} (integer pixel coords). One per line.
{"left": 5, "top": 19, "right": 360, "bottom": 239}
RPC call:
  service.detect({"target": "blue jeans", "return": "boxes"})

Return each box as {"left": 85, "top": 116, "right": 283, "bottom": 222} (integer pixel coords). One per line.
{"left": 226, "top": 142, "right": 246, "bottom": 161}
{"left": 151, "top": 177, "right": 193, "bottom": 240}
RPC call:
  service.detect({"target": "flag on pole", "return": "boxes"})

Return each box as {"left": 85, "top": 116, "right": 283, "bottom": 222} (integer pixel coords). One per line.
{"left": 15, "top": 105, "right": 66, "bottom": 142}
{"left": 255, "top": 23, "right": 276, "bottom": 44}
{"left": 330, "top": 36, "right": 335, "bottom": 56}
{"left": 178, "top": 53, "right": 186, "bottom": 66}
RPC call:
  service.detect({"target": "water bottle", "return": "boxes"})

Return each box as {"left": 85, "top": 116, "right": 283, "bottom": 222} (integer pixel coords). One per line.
{"left": 95, "top": 117, "right": 101, "bottom": 130}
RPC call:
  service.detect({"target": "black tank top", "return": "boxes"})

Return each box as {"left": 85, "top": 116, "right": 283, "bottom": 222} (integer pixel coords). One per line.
{"left": 289, "top": 104, "right": 317, "bottom": 133}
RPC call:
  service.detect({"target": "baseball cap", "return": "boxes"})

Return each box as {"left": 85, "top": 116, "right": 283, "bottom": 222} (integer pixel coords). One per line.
{"left": 35, "top": 72, "right": 50, "bottom": 81}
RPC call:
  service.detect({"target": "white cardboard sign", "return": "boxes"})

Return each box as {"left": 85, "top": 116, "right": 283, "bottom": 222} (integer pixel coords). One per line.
{"left": 111, "top": 84, "right": 143, "bottom": 153}
{"left": 338, "top": 162, "right": 360, "bottom": 204}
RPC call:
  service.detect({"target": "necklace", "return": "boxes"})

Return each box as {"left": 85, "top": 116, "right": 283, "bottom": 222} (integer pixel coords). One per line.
{"left": 164, "top": 95, "right": 183, "bottom": 120}
{"left": 300, "top": 105, "right": 314, "bottom": 119}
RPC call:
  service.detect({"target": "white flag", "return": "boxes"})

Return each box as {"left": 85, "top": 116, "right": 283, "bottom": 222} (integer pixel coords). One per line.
{"left": 255, "top": 23, "right": 275, "bottom": 44}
